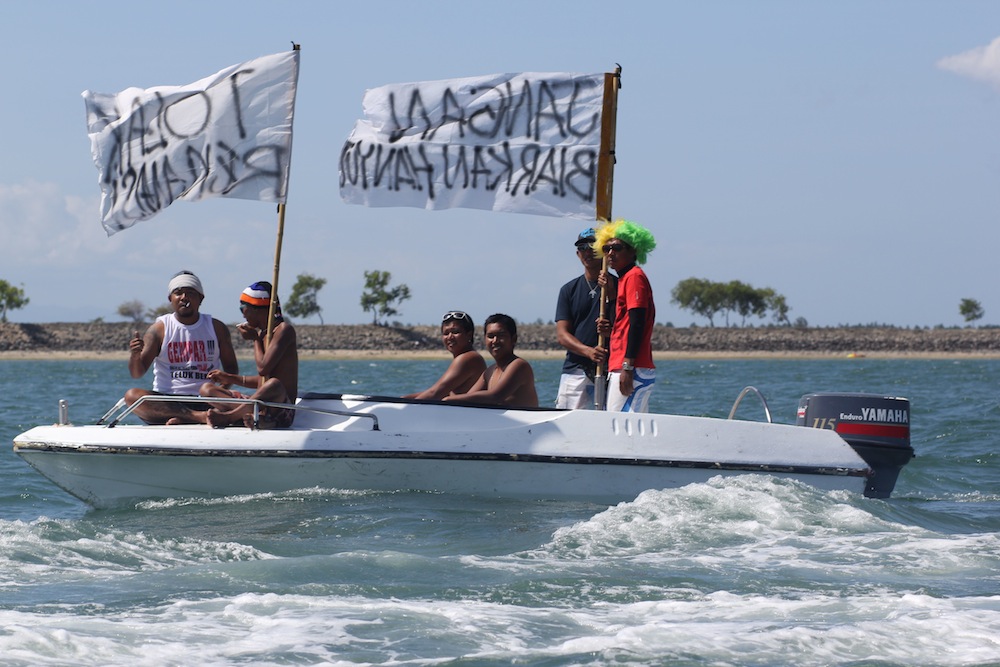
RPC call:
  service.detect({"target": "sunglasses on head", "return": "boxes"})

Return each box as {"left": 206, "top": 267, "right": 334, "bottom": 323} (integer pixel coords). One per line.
{"left": 603, "top": 243, "right": 628, "bottom": 253}
{"left": 442, "top": 311, "right": 469, "bottom": 322}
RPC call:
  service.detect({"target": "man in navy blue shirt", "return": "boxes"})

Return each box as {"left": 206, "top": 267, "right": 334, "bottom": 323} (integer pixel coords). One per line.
{"left": 554, "top": 228, "right": 614, "bottom": 408}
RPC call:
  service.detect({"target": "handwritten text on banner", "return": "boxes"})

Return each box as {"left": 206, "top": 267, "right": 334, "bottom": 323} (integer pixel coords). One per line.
{"left": 83, "top": 50, "right": 299, "bottom": 235}
{"left": 339, "top": 72, "right": 605, "bottom": 220}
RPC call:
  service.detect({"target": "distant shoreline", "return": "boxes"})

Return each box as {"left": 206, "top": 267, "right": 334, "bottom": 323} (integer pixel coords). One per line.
{"left": 2, "top": 349, "right": 999, "bottom": 362}
{"left": 1, "top": 322, "right": 999, "bottom": 360}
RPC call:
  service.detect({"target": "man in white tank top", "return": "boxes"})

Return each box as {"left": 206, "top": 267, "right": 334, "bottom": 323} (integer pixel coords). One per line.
{"left": 124, "top": 271, "right": 239, "bottom": 424}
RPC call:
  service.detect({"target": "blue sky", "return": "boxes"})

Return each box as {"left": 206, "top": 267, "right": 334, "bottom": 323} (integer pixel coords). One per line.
{"left": 2, "top": 1, "right": 999, "bottom": 328}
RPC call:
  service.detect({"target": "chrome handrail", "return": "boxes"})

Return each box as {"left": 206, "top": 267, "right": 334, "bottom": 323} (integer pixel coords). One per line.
{"left": 96, "top": 398, "right": 127, "bottom": 425}
{"left": 102, "top": 394, "right": 380, "bottom": 430}
{"left": 728, "top": 386, "right": 772, "bottom": 423}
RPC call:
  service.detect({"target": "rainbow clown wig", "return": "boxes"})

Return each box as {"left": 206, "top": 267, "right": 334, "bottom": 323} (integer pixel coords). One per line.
{"left": 592, "top": 219, "right": 656, "bottom": 265}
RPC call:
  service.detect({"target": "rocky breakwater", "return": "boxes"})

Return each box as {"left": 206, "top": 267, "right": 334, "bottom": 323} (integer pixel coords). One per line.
{"left": 1, "top": 321, "right": 999, "bottom": 355}
{"left": 0, "top": 322, "right": 444, "bottom": 354}
{"left": 649, "top": 326, "right": 1000, "bottom": 354}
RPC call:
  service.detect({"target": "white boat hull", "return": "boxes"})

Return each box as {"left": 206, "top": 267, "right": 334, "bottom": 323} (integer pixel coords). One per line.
{"left": 13, "top": 394, "right": 872, "bottom": 508}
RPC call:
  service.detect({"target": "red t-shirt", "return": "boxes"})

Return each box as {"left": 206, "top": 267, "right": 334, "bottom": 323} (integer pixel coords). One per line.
{"left": 609, "top": 265, "right": 655, "bottom": 370}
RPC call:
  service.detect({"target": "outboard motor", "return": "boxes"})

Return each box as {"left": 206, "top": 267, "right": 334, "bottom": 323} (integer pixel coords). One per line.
{"left": 797, "top": 393, "right": 914, "bottom": 499}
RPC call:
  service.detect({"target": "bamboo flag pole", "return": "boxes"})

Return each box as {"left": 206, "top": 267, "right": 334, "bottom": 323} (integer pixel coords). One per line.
{"left": 265, "top": 202, "right": 286, "bottom": 349}
{"left": 593, "top": 65, "right": 622, "bottom": 410}
{"left": 264, "top": 42, "right": 300, "bottom": 352}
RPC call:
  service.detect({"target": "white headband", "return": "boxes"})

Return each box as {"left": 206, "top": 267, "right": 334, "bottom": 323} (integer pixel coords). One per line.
{"left": 167, "top": 272, "right": 204, "bottom": 296}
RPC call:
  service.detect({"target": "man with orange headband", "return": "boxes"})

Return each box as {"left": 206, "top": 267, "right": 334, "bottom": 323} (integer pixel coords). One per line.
{"left": 595, "top": 220, "right": 657, "bottom": 413}
{"left": 196, "top": 281, "right": 299, "bottom": 429}
{"left": 124, "top": 270, "right": 239, "bottom": 424}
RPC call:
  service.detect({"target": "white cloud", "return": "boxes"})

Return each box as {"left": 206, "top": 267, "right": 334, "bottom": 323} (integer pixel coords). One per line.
{"left": 0, "top": 180, "right": 121, "bottom": 268}
{"left": 937, "top": 36, "right": 1000, "bottom": 86}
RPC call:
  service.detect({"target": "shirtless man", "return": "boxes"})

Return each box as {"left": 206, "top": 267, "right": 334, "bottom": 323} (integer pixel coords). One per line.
{"left": 124, "top": 270, "right": 239, "bottom": 425}
{"left": 403, "top": 310, "right": 487, "bottom": 400}
{"left": 443, "top": 313, "right": 538, "bottom": 408}
{"left": 195, "top": 281, "right": 298, "bottom": 428}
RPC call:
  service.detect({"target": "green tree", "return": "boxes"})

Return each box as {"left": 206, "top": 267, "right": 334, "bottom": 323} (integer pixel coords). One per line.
{"left": 724, "top": 280, "right": 768, "bottom": 327}
{"left": 360, "top": 270, "right": 411, "bottom": 326}
{"left": 671, "top": 277, "right": 723, "bottom": 326}
{"left": 0, "top": 279, "right": 29, "bottom": 322}
{"left": 959, "top": 298, "right": 984, "bottom": 324}
{"left": 117, "top": 299, "right": 146, "bottom": 324}
{"left": 761, "top": 289, "right": 791, "bottom": 326}
{"left": 672, "top": 277, "right": 790, "bottom": 327}
{"left": 147, "top": 303, "right": 172, "bottom": 319}
{"left": 285, "top": 273, "right": 328, "bottom": 324}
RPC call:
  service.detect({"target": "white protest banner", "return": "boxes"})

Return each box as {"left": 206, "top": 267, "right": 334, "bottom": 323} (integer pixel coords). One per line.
{"left": 339, "top": 72, "right": 604, "bottom": 220}
{"left": 83, "top": 50, "right": 300, "bottom": 235}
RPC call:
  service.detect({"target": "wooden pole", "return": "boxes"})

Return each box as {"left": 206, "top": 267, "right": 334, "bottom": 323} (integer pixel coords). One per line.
{"left": 263, "top": 43, "right": 300, "bottom": 352}
{"left": 593, "top": 65, "right": 621, "bottom": 410}
{"left": 265, "top": 202, "right": 286, "bottom": 349}
{"left": 595, "top": 65, "right": 621, "bottom": 223}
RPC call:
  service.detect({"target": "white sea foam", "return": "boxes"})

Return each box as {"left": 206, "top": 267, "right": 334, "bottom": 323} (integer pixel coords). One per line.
{"left": 134, "top": 486, "right": 379, "bottom": 511}
{"left": 494, "top": 477, "right": 1000, "bottom": 597}
{"left": 0, "top": 516, "right": 273, "bottom": 595}
{"left": 0, "top": 590, "right": 998, "bottom": 666}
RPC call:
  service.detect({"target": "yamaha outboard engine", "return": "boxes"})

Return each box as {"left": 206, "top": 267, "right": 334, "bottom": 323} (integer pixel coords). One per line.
{"left": 797, "top": 393, "right": 914, "bottom": 499}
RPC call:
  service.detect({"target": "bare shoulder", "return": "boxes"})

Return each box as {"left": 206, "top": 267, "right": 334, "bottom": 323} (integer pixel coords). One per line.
{"left": 509, "top": 356, "right": 535, "bottom": 378}
{"left": 212, "top": 318, "right": 233, "bottom": 339}
{"left": 272, "top": 320, "right": 297, "bottom": 342}
{"left": 457, "top": 349, "right": 486, "bottom": 369}
{"left": 147, "top": 319, "right": 165, "bottom": 342}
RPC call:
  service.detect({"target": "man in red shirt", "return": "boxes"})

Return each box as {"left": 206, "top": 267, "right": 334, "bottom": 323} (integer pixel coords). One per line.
{"left": 595, "top": 220, "right": 657, "bottom": 412}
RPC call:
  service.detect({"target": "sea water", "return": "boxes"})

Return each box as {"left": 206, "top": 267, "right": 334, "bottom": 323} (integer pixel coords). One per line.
{"left": 1, "top": 358, "right": 998, "bottom": 666}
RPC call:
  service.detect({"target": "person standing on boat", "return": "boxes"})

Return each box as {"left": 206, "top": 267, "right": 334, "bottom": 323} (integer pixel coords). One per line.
{"left": 124, "top": 270, "right": 239, "bottom": 425}
{"left": 442, "top": 313, "right": 539, "bottom": 408}
{"left": 595, "top": 220, "right": 657, "bottom": 413}
{"left": 196, "top": 281, "right": 299, "bottom": 429}
{"left": 554, "top": 228, "right": 615, "bottom": 409}
{"left": 403, "top": 310, "right": 487, "bottom": 400}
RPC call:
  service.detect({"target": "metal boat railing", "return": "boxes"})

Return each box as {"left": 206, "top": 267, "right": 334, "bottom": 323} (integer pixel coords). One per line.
{"left": 727, "top": 386, "right": 772, "bottom": 423}
{"left": 85, "top": 395, "right": 380, "bottom": 430}
{"left": 74, "top": 389, "right": 767, "bottom": 431}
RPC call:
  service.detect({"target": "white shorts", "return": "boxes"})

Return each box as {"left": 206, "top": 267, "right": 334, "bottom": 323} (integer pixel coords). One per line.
{"left": 556, "top": 371, "right": 596, "bottom": 409}
{"left": 606, "top": 367, "right": 656, "bottom": 413}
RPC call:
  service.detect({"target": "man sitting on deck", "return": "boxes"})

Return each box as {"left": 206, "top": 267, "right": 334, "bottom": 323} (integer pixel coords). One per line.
{"left": 124, "top": 270, "right": 239, "bottom": 425}
{"left": 193, "top": 281, "right": 298, "bottom": 429}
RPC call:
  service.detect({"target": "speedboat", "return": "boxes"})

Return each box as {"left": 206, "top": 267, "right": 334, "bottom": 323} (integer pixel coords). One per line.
{"left": 12, "top": 389, "right": 914, "bottom": 509}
